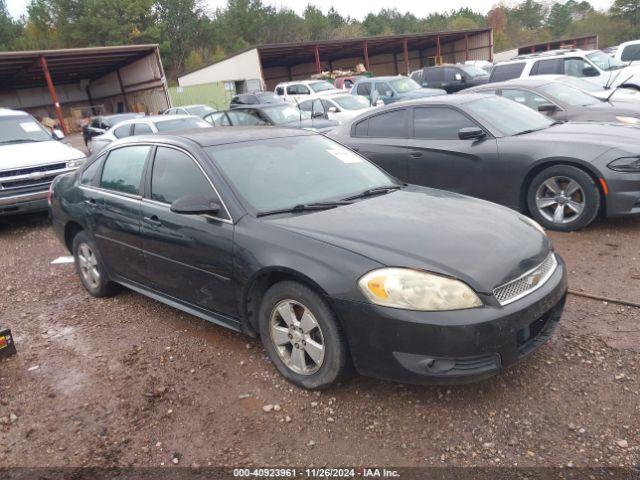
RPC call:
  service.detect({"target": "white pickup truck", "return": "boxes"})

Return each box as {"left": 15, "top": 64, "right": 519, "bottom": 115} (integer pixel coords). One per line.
{"left": 0, "top": 108, "right": 86, "bottom": 217}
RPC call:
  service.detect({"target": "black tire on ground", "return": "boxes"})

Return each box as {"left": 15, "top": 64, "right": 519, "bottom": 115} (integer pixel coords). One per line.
{"left": 526, "top": 164, "right": 600, "bottom": 232}
{"left": 258, "top": 281, "right": 348, "bottom": 390}
{"left": 72, "top": 230, "right": 120, "bottom": 297}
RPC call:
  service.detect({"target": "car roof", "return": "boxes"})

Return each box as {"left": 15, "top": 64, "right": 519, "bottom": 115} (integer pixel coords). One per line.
{"left": 379, "top": 92, "right": 494, "bottom": 107}
{"left": 173, "top": 104, "right": 211, "bottom": 109}
{"left": 0, "top": 108, "right": 28, "bottom": 117}
{"left": 356, "top": 76, "right": 404, "bottom": 82}
{"left": 120, "top": 126, "right": 316, "bottom": 148}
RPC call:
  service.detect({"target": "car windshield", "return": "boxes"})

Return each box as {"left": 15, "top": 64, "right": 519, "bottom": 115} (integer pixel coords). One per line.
{"left": 561, "top": 76, "right": 604, "bottom": 93}
{"left": 186, "top": 105, "right": 216, "bottom": 117}
{"left": 466, "top": 96, "right": 553, "bottom": 136}
{"left": 0, "top": 116, "right": 52, "bottom": 145}
{"left": 460, "top": 65, "right": 489, "bottom": 78}
{"left": 263, "top": 105, "right": 311, "bottom": 123}
{"left": 332, "top": 95, "right": 370, "bottom": 110}
{"left": 587, "top": 51, "right": 626, "bottom": 71}
{"left": 309, "top": 81, "right": 335, "bottom": 93}
{"left": 256, "top": 92, "right": 282, "bottom": 103}
{"left": 390, "top": 77, "right": 421, "bottom": 93}
{"left": 154, "top": 117, "right": 210, "bottom": 132}
{"left": 538, "top": 83, "right": 601, "bottom": 106}
{"left": 206, "top": 135, "right": 395, "bottom": 213}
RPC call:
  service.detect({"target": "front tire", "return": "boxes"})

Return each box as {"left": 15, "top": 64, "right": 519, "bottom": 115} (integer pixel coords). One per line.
{"left": 258, "top": 281, "right": 348, "bottom": 390}
{"left": 527, "top": 165, "right": 600, "bottom": 232}
{"left": 72, "top": 231, "right": 120, "bottom": 297}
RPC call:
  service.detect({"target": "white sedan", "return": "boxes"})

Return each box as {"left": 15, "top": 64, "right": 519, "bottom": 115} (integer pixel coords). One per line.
{"left": 88, "top": 114, "right": 210, "bottom": 153}
{"left": 298, "top": 93, "right": 377, "bottom": 123}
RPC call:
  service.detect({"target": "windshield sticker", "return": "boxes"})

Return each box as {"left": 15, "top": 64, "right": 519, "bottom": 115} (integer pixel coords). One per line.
{"left": 328, "top": 148, "right": 363, "bottom": 164}
{"left": 20, "top": 122, "right": 41, "bottom": 133}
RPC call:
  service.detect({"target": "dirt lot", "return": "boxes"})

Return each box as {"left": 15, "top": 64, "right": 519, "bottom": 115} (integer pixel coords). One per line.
{"left": 0, "top": 213, "right": 638, "bottom": 469}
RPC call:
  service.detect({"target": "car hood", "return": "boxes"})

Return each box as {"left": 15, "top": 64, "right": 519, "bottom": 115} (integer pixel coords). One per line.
{"left": 519, "top": 121, "right": 640, "bottom": 149}
{"left": 582, "top": 101, "right": 640, "bottom": 116}
{"left": 0, "top": 140, "right": 85, "bottom": 170}
{"left": 265, "top": 186, "right": 551, "bottom": 293}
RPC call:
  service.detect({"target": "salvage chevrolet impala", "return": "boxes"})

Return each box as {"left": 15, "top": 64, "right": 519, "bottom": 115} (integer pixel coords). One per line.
{"left": 50, "top": 128, "right": 567, "bottom": 389}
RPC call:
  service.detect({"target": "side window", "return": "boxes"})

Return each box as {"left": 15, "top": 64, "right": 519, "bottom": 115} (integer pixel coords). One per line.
{"left": 489, "top": 62, "right": 525, "bottom": 82}
{"left": 151, "top": 147, "right": 223, "bottom": 213}
{"left": 621, "top": 44, "right": 640, "bottom": 62}
{"left": 100, "top": 146, "right": 150, "bottom": 195}
{"left": 206, "top": 112, "right": 230, "bottom": 126}
{"left": 413, "top": 107, "right": 477, "bottom": 140}
{"left": 356, "top": 82, "right": 371, "bottom": 96}
{"left": 564, "top": 58, "right": 595, "bottom": 77}
{"left": 80, "top": 157, "right": 103, "bottom": 185}
{"left": 311, "top": 99, "right": 325, "bottom": 116}
{"left": 444, "top": 67, "right": 458, "bottom": 82}
{"left": 410, "top": 71, "right": 422, "bottom": 84}
{"left": 113, "top": 124, "right": 131, "bottom": 139}
{"left": 275, "top": 87, "right": 285, "bottom": 96}
{"left": 133, "top": 123, "right": 153, "bottom": 135}
{"left": 425, "top": 68, "right": 444, "bottom": 83}
{"left": 354, "top": 119, "right": 369, "bottom": 136}
{"left": 531, "top": 58, "right": 563, "bottom": 75}
{"left": 287, "top": 84, "right": 309, "bottom": 95}
{"left": 298, "top": 100, "right": 313, "bottom": 112}
{"left": 367, "top": 109, "right": 408, "bottom": 138}
{"left": 375, "top": 82, "right": 393, "bottom": 97}
{"left": 230, "top": 96, "right": 240, "bottom": 105}
{"left": 502, "top": 89, "right": 550, "bottom": 110}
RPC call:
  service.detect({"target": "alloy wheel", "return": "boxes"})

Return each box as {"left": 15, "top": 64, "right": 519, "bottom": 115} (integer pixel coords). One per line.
{"left": 535, "top": 176, "right": 585, "bottom": 225}
{"left": 269, "top": 299, "right": 325, "bottom": 375}
{"left": 77, "top": 243, "right": 101, "bottom": 289}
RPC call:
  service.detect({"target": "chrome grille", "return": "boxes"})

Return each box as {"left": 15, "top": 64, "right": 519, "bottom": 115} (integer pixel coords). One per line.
{"left": 493, "top": 253, "right": 558, "bottom": 306}
{"left": 0, "top": 163, "right": 70, "bottom": 192}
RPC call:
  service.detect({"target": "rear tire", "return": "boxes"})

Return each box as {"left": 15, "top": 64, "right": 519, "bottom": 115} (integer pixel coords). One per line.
{"left": 527, "top": 165, "right": 600, "bottom": 232}
{"left": 72, "top": 231, "right": 120, "bottom": 297}
{"left": 259, "top": 281, "right": 348, "bottom": 390}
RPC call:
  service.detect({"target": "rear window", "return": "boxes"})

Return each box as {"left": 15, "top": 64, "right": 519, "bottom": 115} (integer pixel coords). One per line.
{"left": 154, "top": 118, "right": 208, "bottom": 132}
{"left": 489, "top": 62, "right": 526, "bottom": 82}
{"left": 531, "top": 58, "right": 563, "bottom": 75}
{"left": 621, "top": 44, "right": 640, "bottom": 62}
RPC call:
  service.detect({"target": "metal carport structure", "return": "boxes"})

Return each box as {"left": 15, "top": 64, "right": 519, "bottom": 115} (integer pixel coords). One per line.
{"left": 0, "top": 45, "right": 171, "bottom": 134}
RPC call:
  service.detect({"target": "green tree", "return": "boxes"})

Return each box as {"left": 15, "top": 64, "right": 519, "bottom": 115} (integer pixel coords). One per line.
{"left": 547, "top": 3, "right": 572, "bottom": 37}
{"left": 0, "top": 0, "right": 22, "bottom": 50}
{"left": 611, "top": 0, "right": 640, "bottom": 27}
{"left": 511, "top": 0, "right": 546, "bottom": 29}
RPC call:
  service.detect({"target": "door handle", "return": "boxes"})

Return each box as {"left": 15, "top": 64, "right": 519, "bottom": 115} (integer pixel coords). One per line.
{"left": 143, "top": 215, "right": 162, "bottom": 228}
{"left": 410, "top": 152, "right": 423, "bottom": 158}
{"left": 85, "top": 197, "right": 97, "bottom": 206}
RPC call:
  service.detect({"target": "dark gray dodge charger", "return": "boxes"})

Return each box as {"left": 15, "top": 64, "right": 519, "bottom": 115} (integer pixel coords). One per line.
{"left": 329, "top": 94, "right": 640, "bottom": 231}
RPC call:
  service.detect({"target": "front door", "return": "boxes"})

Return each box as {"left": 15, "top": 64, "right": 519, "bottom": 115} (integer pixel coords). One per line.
{"left": 406, "top": 106, "right": 503, "bottom": 204}
{"left": 92, "top": 145, "right": 151, "bottom": 283}
{"left": 141, "top": 146, "right": 237, "bottom": 319}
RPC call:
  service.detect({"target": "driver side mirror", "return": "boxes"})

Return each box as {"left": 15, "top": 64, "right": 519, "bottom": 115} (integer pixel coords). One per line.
{"left": 311, "top": 110, "right": 326, "bottom": 119}
{"left": 327, "top": 106, "right": 339, "bottom": 113}
{"left": 458, "top": 127, "right": 486, "bottom": 140}
{"left": 537, "top": 103, "right": 558, "bottom": 114}
{"left": 52, "top": 128, "right": 65, "bottom": 141}
{"left": 170, "top": 194, "right": 221, "bottom": 215}
{"left": 582, "top": 66, "right": 599, "bottom": 77}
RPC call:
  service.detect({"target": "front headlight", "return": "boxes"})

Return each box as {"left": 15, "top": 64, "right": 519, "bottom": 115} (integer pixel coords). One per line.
{"left": 358, "top": 268, "right": 482, "bottom": 311}
{"left": 521, "top": 215, "right": 546, "bottom": 236}
{"left": 608, "top": 156, "right": 640, "bottom": 172}
{"left": 67, "top": 157, "right": 86, "bottom": 169}
{"left": 615, "top": 116, "right": 640, "bottom": 125}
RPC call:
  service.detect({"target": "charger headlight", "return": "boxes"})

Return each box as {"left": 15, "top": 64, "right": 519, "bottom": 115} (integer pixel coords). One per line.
{"left": 615, "top": 116, "right": 640, "bottom": 125}
{"left": 358, "top": 268, "right": 482, "bottom": 311}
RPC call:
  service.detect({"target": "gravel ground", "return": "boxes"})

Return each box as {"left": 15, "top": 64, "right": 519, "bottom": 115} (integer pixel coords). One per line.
{"left": 0, "top": 213, "right": 638, "bottom": 469}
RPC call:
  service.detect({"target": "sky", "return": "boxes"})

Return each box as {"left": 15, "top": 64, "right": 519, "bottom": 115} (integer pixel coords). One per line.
{"left": 6, "top": 0, "right": 614, "bottom": 19}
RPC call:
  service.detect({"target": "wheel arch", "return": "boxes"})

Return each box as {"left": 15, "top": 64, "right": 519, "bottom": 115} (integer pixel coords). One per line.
{"left": 64, "top": 220, "right": 85, "bottom": 253}
{"left": 241, "top": 267, "right": 332, "bottom": 336}
{"left": 520, "top": 158, "right": 606, "bottom": 215}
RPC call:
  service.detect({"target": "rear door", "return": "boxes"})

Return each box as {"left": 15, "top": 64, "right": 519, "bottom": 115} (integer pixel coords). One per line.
{"left": 141, "top": 145, "right": 237, "bottom": 319}
{"left": 90, "top": 144, "right": 151, "bottom": 283}
{"left": 406, "top": 106, "right": 502, "bottom": 202}
{"left": 349, "top": 108, "right": 409, "bottom": 179}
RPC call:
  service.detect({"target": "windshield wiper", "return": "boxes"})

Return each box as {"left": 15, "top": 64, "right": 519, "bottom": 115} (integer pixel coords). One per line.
{"left": 257, "top": 201, "right": 352, "bottom": 217}
{"left": 513, "top": 127, "right": 546, "bottom": 136}
{"left": 342, "top": 185, "right": 402, "bottom": 201}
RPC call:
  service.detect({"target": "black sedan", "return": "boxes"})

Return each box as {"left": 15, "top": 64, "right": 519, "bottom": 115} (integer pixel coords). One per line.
{"left": 465, "top": 77, "right": 640, "bottom": 125}
{"left": 50, "top": 128, "right": 566, "bottom": 389}
{"left": 203, "top": 103, "right": 338, "bottom": 131}
{"left": 82, "top": 113, "right": 143, "bottom": 145}
{"left": 329, "top": 94, "right": 640, "bottom": 231}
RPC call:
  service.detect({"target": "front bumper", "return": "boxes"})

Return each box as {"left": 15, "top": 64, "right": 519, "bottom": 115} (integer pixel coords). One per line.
{"left": 331, "top": 255, "right": 567, "bottom": 385}
{"left": 0, "top": 191, "right": 49, "bottom": 216}
{"left": 603, "top": 171, "right": 640, "bottom": 217}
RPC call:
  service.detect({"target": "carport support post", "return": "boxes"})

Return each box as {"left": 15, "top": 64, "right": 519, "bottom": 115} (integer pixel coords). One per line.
{"left": 465, "top": 34, "right": 469, "bottom": 61}
{"left": 436, "top": 34, "right": 441, "bottom": 65}
{"left": 40, "top": 55, "right": 67, "bottom": 135}
{"left": 116, "top": 69, "right": 128, "bottom": 112}
{"left": 314, "top": 45, "right": 321, "bottom": 74}
{"left": 403, "top": 38, "right": 409, "bottom": 75}
{"left": 363, "top": 41, "right": 370, "bottom": 71}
